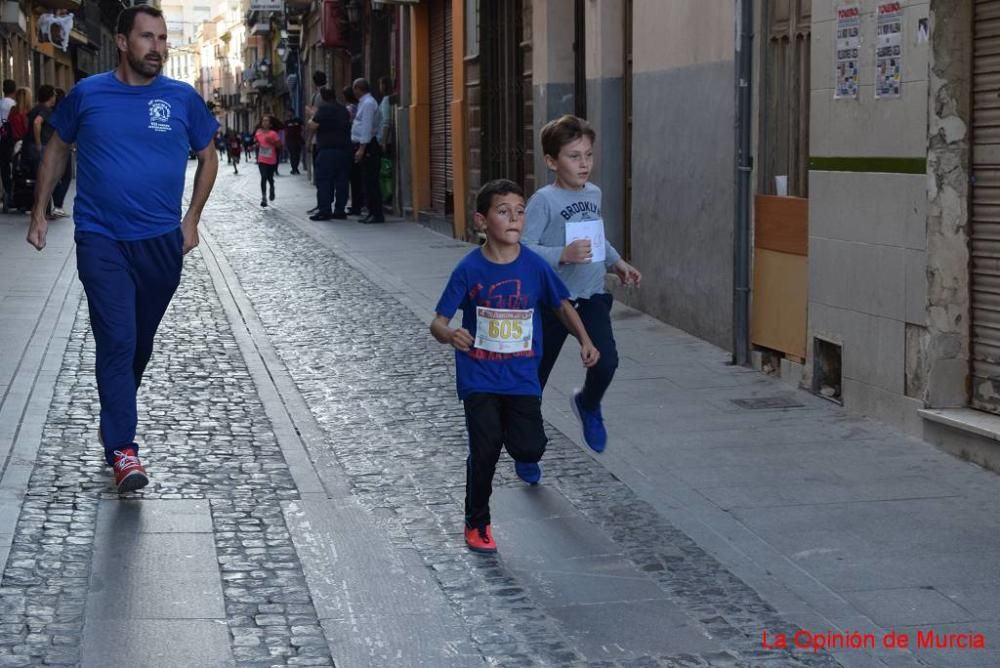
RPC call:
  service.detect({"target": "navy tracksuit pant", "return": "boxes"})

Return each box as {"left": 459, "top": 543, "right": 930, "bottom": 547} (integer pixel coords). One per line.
{"left": 75, "top": 228, "right": 183, "bottom": 465}
{"left": 537, "top": 292, "right": 619, "bottom": 410}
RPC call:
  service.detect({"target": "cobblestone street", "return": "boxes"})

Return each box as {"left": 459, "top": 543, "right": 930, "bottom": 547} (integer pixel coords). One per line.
{"left": 2, "top": 165, "right": 1000, "bottom": 667}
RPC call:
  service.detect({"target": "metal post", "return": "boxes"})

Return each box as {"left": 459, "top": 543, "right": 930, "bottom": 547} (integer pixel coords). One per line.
{"left": 733, "top": 0, "right": 754, "bottom": 366}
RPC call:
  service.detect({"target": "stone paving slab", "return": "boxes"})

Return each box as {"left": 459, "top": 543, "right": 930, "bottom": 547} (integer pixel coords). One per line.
{"left": 80, "top": 619, "right": 234, "bottom": 668}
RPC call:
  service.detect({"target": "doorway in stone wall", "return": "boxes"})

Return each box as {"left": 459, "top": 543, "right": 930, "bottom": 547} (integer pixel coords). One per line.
{"left": 752, "top": 0, "right": 812, "bottom": 367}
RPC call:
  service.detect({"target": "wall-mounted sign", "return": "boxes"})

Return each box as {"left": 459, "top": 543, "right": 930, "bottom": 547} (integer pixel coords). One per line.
{"left": 875, "top": 2, "right": 903, "bottom": 99}
{"left": 834, "top": 4, "right": 860, "bottom": 100}
{"left": 249, "top": 0, "right": 283, "bottom": 11}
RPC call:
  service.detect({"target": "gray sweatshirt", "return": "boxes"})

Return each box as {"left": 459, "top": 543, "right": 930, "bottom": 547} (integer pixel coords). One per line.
{"left": 522, "top": 182, "right": 621, "bottom": 300}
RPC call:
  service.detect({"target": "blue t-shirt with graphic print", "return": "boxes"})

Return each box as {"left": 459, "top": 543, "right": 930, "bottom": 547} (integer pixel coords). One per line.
{"left": 435, "top": 245, "right": 570, "bottom": 399}
{"left": 50, "top": 72, "right": 218, "bottom": 241}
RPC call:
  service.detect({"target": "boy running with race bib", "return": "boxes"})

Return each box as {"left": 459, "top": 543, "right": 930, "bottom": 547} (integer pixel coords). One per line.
{"left": 431, "top": 179, "right": 599, "bottom": 553}
{"left": 523, "top": 115, "right": 642, "bottom": 453}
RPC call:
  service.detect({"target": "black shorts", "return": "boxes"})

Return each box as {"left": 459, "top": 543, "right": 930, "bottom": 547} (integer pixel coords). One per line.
{"left": 463, "top": 393, "right": 547, "bottom": 527}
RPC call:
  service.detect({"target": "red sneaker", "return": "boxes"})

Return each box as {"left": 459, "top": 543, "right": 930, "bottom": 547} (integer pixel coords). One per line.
{"left": 464, "top": 524, "right": 497, "bottom": 553}
{"left": 113, "top": 448, "right": 149, "bottom": 493}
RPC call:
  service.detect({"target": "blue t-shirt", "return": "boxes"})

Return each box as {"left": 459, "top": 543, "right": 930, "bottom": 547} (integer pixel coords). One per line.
{"left": 435, "top": 246, "right": 570, "bottom": 399}
{"left": 50, "top": 72, "right": 219, "bottom": 241}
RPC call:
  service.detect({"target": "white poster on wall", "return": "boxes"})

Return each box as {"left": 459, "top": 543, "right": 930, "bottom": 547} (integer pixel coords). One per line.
{"left": 875, "top": 1, "right": 904, "bottom": 99}
{"left": 834, "top": 4, "right": 861, "bottom": 100}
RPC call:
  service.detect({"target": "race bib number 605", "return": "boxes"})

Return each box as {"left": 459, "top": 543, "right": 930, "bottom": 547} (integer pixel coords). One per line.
{"left": 474, "top": 307, "right": 533, "bottom": 354}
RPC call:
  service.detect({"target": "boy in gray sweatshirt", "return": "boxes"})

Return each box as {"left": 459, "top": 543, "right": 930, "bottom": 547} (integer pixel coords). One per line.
{"left": 522, "top": 115, "right": 642, "bottom": 452}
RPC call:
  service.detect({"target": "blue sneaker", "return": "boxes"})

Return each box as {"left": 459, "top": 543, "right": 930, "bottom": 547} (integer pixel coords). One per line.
{"left": 572, "top": 392, "right": 607, "bottom": 453}
{"left": 514, "top": 461, "right": 541, "bottom": 485}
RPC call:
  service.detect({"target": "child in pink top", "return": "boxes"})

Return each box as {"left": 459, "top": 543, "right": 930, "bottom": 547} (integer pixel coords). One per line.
{"left": 254, "top": 115, "right": 281, "bottom": 207}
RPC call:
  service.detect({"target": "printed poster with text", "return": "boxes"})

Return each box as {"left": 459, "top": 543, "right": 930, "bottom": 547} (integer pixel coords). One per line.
{"left": 875, "top": 2, "right": 903, "bottom": 99}
{"left": 835, "top": 4, "right": 861, "bottom": 100}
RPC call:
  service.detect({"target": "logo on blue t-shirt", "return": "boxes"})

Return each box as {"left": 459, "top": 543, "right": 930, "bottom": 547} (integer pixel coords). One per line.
{"left": 148, "top": 99, "right": 172, "bottom": 132}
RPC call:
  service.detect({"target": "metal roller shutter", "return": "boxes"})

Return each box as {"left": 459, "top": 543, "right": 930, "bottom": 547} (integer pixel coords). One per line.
{"left": 429, "top": 0, "right": 453, "bottom": 214}
{"left": 972, "top": 0, "right": 1000, "bottom": 413}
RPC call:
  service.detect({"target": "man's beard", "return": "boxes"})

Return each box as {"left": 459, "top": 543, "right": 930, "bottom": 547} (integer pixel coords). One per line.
{"left": 125, "top": 50, "right": 163, "bottom": 78}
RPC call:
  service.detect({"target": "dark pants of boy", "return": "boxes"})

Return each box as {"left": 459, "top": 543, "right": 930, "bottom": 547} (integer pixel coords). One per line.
{"left": 314, "top": 147, "right": 351, "bottom": 215}
{"left": 75, "top": 229, "right": 183, "bottom": 465}
{"left": 464, "top": 393, "right": 547, "bottom": 528}
{"left": 538, "top": 292, "right": 619, "bottom": 410}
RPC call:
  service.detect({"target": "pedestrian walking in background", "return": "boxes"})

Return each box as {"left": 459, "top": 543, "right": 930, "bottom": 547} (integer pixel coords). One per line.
{"left": 49, "top": 88, "right": 71, "bottom": 218}
{"left": 226, "top": 130, "right": 241, "bottom": 174}
{"left": 284, "top": 115, "right": 303, "bottom": 175}
{"left": 254, "top": 115, "right": 280, "bottom": 207}
{"left": 242, "top": 130, "right": 253, "bottom": 161}
{"left": 307, "top": 87, "right": 351, "bottom": 221}
{"left": 431, "top": 179, "right": 599, "bottom": 553}
{"left": 523, "top": 115, "right": 642, "bottom": 454}
{"left": 26, "top": 84, "right": 56, "bottom": 182}
{"left": 6, "top": 87, "right": 31, "bottom": 212}
{"left": 0, "top": 78, "right": 18, "bottom": 210}
{"left": 351, "top": 78, "right": 384, "bottom": 223}
{"left": 215, "top": 130, "right": 226, "bottom": 163}
{"left": 343, "top": 85, "right": 364, "bottom": 216}
{"left": 25, "top": 4, "right": 219, "bottom": 493}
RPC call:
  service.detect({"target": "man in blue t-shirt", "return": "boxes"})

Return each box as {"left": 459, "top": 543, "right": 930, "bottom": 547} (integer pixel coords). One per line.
{"left": 431, "top": 179, "right": 599, "bottom": 553}
{"left": 26, "top": 5, "right": 219, "bottom": 493}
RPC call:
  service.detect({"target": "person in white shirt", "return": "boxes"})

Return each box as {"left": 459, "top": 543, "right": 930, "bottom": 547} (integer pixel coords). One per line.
{"left": 0, "top": 79, "right": 17, "bottom": 209}
{"left": 350, "top": 78, "right": 384, "bottom": 223}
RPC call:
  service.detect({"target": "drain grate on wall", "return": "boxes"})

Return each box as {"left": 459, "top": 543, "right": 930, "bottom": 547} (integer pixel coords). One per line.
{"left": 731, "top": 396, "right": 805, "bottom": 410}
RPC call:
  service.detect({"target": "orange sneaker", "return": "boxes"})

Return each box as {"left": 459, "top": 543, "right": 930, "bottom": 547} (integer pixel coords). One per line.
{"left": 112, "top": 448, "right": 149, "bottom": 493}
{"left": 464, "top": 524, "right": 497, "bottom": 553}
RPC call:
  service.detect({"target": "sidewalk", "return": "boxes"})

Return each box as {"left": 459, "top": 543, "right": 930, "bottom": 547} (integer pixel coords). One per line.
{"left": 264, "top": 172, "right": 1000, "bottom": 668}
{"left": 0, "top": 208, "right": 79, "bottom": 572}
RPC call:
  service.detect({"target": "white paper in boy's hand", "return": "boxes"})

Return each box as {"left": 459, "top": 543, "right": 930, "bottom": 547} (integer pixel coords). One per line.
{"left": 565, "top": 219, "right": 607, "bottom": 264}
